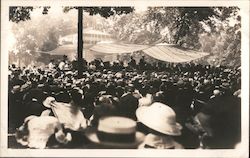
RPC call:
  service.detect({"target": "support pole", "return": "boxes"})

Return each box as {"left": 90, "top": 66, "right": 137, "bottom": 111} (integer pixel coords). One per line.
{"left": 77, "top": 7, "right": 83, "bottom": 78}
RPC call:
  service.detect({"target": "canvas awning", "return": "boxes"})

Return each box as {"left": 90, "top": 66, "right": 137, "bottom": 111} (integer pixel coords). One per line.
{"left": 39, "top": 44, "right": 77, "bottom": 61}
{"left": 40, "top": 40, "right": 209, "bottom": 63}
{"left": 41, "top": 45, "right": 76, "bottom": 56}
{"left": 89, "top": 43, "right": 209, "bottom": 62}
{"left": 142, "top": 44, "right": 209, "bottom": 63}
{"left": 89, "top": 43, "right": 150, "bottom": 54}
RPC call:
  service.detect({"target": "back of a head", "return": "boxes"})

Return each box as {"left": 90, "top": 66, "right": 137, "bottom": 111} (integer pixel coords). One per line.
{"left": 92, "top": 103, "right": 117, "bottom": 127}
{"left": 119, "top": 94, "right": 139, "bottom": 120}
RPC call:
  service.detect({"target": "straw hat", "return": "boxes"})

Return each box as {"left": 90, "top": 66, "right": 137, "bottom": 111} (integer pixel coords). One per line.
{"left": 136, "top": 102, "right": 182, "bottom": 136}
{"left": 85, "top": 116, "right": 145, "bottom": 148}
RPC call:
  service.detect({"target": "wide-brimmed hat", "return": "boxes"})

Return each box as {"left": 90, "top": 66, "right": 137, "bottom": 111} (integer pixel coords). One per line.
{"left": 85, "top": 116, "right": 145, "bottom": 148}
{"left": 136, "top": 102, "right": 182, "bottom": 136}
{"left": 16, "top": 115, "right": 71, "bottom": 149}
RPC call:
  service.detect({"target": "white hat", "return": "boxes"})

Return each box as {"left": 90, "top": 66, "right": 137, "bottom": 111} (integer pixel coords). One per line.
{"left": 43, "top": 97, "right": 56, "bottom": 108}
{"left": 16, "top": 116, "right": 71, "bottom": 149}
{"left": 136, "top": 102, "right": 182, "bottom": 136}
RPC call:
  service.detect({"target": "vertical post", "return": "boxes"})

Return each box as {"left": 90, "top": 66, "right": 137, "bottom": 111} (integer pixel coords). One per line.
{"left": 77, "top": 7, "right": 83, "bottom": 78}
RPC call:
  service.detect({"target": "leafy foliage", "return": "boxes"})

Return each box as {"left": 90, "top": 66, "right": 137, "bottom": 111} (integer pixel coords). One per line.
{"left": 9, "top": 6, "right": 133, "bottom": 66}
{"left": 9, "top": 7, "right": 34, "bottom": 22}
{"left": 199, "top": 9, "right": 241, "bottom": 67}
{"left": 84, "top": 7, "right": 134, "bottom": 18}
{"left": 110, "top": 7, "right": 241, "bottom": 67}
{"left": 9, "top": 7, "right": 50, "bottom": 23}
{"left": 9, "top": 9, "right": 79, "bottom": 67}
{"left": 10, "top": 6, "right": 134, "bottom": 22}
{"left": 9, "top": 6, "right": 241, "bottom": 67}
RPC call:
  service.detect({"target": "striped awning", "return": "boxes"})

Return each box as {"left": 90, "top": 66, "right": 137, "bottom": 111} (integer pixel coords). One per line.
{"left": 89, "top": 43, "right": 150, "bottom": 54}
{"left": 142, "top": 44, "right": 209, "bottom": 63}
{"left": 89, "top": 43, "right": 209, "bottom": 62}
{"left": 41, "top": 42, "right": 209, "bottom": 63}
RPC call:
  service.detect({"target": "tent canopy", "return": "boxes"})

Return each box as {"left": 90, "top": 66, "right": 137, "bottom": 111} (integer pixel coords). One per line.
{"left": 41, "top": 42, "right": 209, "bottom": 63}
{"left": 90, "top": 43, "right": 150, "bottom": 54}
{"left": 41, "top": 28, "right": 209, "bottom": 63}
{"left": 143, "top": 44, "right": 209, "bottom": 63}
{"left": 39, "top": 45, "right": 77, "bottom": 60}
{"left": 90, "top": 43, "right": 209, "bottom": 63}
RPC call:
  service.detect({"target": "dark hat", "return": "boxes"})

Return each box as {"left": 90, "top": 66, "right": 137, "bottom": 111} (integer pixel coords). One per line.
{"left": 119, "top": 93, "right": 139, "bottom": 120}
{"left": 120, "top": 93, "right": 138, "bottom": 108}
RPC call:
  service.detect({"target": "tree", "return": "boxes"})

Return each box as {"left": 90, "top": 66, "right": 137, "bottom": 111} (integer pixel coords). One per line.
{"left": 199, "top": 8, "right": 241, "bottom": 67}
{"left": 110, "top": 7, "right": 241, "bottom": 67}
{"left": 9, "top": 6, "right": 134, "bottom": 77}
{"left": 10, "top": 9, "right": 78, "bottom": 67}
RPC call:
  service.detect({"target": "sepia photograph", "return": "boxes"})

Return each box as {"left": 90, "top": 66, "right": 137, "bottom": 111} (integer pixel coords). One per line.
{"left": 1, "top": 0, "right": 249, "bottom": 157}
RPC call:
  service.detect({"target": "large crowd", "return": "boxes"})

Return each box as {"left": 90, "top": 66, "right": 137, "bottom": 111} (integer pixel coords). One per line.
{"left": 8, "top": 56, "right": 241, "bottom": 149}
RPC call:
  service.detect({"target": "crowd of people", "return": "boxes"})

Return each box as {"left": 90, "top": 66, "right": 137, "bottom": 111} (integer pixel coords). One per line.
{"left": 8, "top": 56, "right": 241, "bottom": 149}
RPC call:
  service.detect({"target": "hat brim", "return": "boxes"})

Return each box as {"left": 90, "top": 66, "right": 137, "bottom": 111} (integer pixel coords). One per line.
{"left": 85, "top": 128, "right": 145, "bottom": 149}
{"left": 136, "top": 107, "right": 182, "bottom": 136}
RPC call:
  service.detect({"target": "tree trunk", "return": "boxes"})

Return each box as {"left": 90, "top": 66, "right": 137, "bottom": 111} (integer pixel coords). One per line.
{"left": 77, "top": 7, "right": 83, "bottom": 78}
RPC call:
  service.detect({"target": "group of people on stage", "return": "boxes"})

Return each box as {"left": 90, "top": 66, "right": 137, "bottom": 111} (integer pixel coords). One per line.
{"left": 8, "top": 56, "right": 241, "bottom": 149}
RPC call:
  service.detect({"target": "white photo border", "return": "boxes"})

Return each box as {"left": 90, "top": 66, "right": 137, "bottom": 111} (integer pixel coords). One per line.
{"left": 1, "top": 0, "right": 249, "bottom": 157}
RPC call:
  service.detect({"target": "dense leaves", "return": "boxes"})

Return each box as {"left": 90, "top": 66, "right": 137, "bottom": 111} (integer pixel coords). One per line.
{"left": 84, "top": 7, "right": 134, "bottom": 18}
{"left": 9, "top": 10, "right": 78, "bottom": 66}
{"left": 9, "top": 7, "right": 34, "bottom": 22}
{"left": 110, "top": 7, "right": 241, "bottom": 67}
{"left": 10, "top": 6, "right": 134, "bottom": 23}
{"left": 200, "top": 13, "right": 241, "bottom": 67}
{"left": 9, "top": 7, "right": 50, "bottom": 23}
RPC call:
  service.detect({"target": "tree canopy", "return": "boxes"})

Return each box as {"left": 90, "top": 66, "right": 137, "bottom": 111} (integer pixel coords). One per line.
{"left": 9, "top": 6, "right": 134, "bottom": 23}
{"left": 9, "top": 6, "right": 241, "bottom": 67}
{"left": 9, "top": 6, "right": 134, "bottom": 67}
{"left": 109, "top": 7, "right": 241, "bottom": 67}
